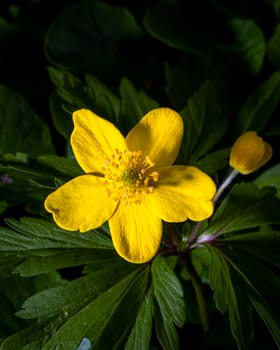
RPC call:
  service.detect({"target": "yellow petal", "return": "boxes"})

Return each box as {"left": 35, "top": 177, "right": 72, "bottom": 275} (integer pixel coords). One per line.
{"left": 45, "top": 175, "right": 117, "bottom": 232}
{"left": 230, "top": 131, "right": 273, "bottom": 174}
{"left": 147, "top": 166, "right": 216, "bottom": 222}
{"left": 71, "top": 109, "right": 127, "bottom": 173}
{"left": 126, "top": 108, "right": 183, "bottom": 167}
{"left": 109, "top": 201, "right": 162, "bottom": 263}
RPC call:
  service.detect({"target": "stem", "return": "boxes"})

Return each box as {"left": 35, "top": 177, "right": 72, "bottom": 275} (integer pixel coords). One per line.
{"left": 181, "top": 254, "right": 209, "bottom": 332}
{"left": 188, "top": 221, "right": 203, "bottom": 244}
{"left": 213, "top": 169, "right": 239, "bottom": 205}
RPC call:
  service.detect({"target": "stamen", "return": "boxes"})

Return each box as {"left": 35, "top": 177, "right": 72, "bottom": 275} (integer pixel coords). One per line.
{"left": 102, "top": 149, "right": 159, "bottom": 204}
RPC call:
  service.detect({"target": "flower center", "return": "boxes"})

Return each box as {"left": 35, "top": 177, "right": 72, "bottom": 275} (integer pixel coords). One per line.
{"left": 102, "top": 149, "right": 159, "bottom": 204}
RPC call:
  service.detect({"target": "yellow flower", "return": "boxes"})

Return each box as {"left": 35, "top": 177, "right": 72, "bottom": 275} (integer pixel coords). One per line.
{"left": 45, "top": 108, "right": 216, "bottom": 263}
{"left": 229, "top": 131, "right": 273, "bottom": 175}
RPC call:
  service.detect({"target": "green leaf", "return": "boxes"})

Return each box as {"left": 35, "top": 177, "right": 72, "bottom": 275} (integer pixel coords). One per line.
{"left": 49, "top": 90, "right": 73, "bottom": 139}
{"left": 154, "top": 301, "right": 180, "bottom": 350}
{"left": 118, "top": 77, "right": 159, "bottom": 133}
{"left": 152, "top": 255, "right": 185, "bottom": 350}
{"left": 223, "top": 248, "right": 280, "bottom": 308}
{"left": 0, "top": 85, "right": 54, "bottom": 156}
{"left": 164, "top": 57, "right": 215, "bottom": 111}
{"left": 45, "top": 1, "right": 141, "bottom": 78}
{"left": 48, "top": 68, "right": 121, "bottom": 139}
{"left": 249, "top": 291, "right": 280, "bottom": 347}
{"left": 152, "top": 255, "right": 185, "bottom": 327}
{"left": 143, "top": 0, "right": 214, "bottom": 55}
{"left": 1, "top": 267, "right": 149, "bottom": 350}
{"left": 205, "top": 183, "right": 280, "bottom": 236}
{"left": 233, "top": 71, "right": 280, "bottom": 137}
{"left": 218, "top": 247, "right": 280, "bottom": 348}
{"left": 179, "top": 81, "right": 227, "bottom": 162}
{"left": 16, "top": 262, "right": 135, "bottom": 320}
{"left": 222, "top": 228, "right": 280, "bottom": 267}
{"left": 125, "top": 292, "right": 153, "bottom": 350}
{"left": 268, "top": 26, "right": 280, "bottom": 68}
{"left": 0, "top": 218, "right": 113, "bottom": 274}
{"left": 255, "top": 164, "right": 280, "bottom": 198}
{"left": 37, "top": 155, "right": 83, "bottom": 178}
{"left": 0, "top": 154, "right": 83, "bottom": 214}
{"left": 85, "top": 74, "right": 120, "bottom": 120}
{"left": 42, "top": 267, "right": 149, "bottom": 350}
{"left": 208, "top": 246, "right": 253, "bottom": 350}
{"left": 192, "top": 148, "right": 230, "bottom": 175}
{"left": 0, "top": 315, "right": 68, "bottom": 350}
{"left": 228, "top": 19, "right": 265, "bottom": 75}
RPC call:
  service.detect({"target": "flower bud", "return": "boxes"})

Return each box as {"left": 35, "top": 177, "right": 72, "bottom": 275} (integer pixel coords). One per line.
{"left": 229, "top": 131, "right": 272, "bottom": 174}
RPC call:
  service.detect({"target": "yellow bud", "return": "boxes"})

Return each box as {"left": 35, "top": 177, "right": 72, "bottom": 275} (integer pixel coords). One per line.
{"left": 229, "top": 131, "right": 272, "bottom": 174}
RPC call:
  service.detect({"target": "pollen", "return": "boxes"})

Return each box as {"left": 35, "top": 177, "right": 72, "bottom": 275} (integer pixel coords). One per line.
{"left": 102, "top": 149, "right": 159, "bottom": 204}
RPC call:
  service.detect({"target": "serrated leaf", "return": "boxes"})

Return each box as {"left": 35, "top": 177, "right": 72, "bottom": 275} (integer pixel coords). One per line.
{"left": 249, "top": 291, "right": 280, "bottom": 347}
{"left": 49, "top": 90, "right": 74, "bottom": 139}
{"left": 205, "top": 183, "right": 280, "bottom": 236}
{"left": 3, "top": 217, "right": 112, "bottom": 250}
{"left": 48, "top": 68, "right": 120, "bottom": 139}
{"left": 255, "top": 164, "right": 280, "bottom": 198}
{"left": 16, "top": 261, "right": 135, "bottom": 320}
{"left": 208, "top": 246, "right": 253, "bottom": 350}
{"left": 228, "top": 19, "right": 265, "bottom": 75}
{"left": 0, "top": 315, "right": 67, "bottom": 350}
{"left": 152, "top": 255, "right": 185, "bottom": 327}
{"left": 154, "top": 299, "right": 179, "bottom": 350}
{"left": 0, "top": 85, "right": 54, "bottom": 156}
{"left": 85, "top": 74, "right": 120, "bottom": 120}
{"left": 151, "top": 255, "right": 185, "bottom": 350}
{"left": 1, "top": 267, "right": 149, "bottom": 350}
{"left": 0, "top": 218, "right": 113, "bottom": 274}
{"left": 222, "top": 228, "right": 280, "bottom": 267}
{"left": 42, "top": 267, "right": 149, "bottom": 350}
{"left": 37, "top": 155, "right": 83, "bottom": 178}
{"left": 233, "top": 71, "right": 280, "bottom": 137}
{"left": 118, "top": 78, "right": 159, "bottom": 133}
{"left": 193, "top": 148, "right": 230, "bottom": 175}
{"left": 223, "top": 249, "right": 280, "bottom": 315}
{"left": 179, "top": 81, "right": 227, "bottom": 163}
{"left": 214, "top": 246, "right": 280, "bottom": 348}
{"left": 125, "top": 292, "right": 153, "bottom": 350}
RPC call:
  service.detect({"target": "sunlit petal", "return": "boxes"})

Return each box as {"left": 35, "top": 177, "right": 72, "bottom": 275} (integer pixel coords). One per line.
{"left": 109, "top": 201, "right": 162, "bottom": 263}
{"left": 45, "top": 175, "right": 117, "bottom": 232}
{"left": 71, "top": 109, "right": 127, "bottom": 173}
{"left": 148, "top": 166, "right": 216, "bottom": 222}
{"left": 126, "top": 108, "right": 183, "bottom": 167}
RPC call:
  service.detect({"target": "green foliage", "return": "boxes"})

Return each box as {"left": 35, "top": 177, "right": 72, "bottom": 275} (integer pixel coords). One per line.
{"left": 0, "top": 86, "right": 54, "bottom": 156}
{"left": 152, "top": 256, "right": 185, "bottom": 350}
{"left": 233, "top": 71, "right": 280, "bottom": 136}
{"left": 179, "top": 81, "right": 228, "bottom": 163}
{"left": 0, "top": 0, "right": 280, "bottom": 349}
{"left": 206, "top": 183, "right": 280, "bottom": 235}
{"left": 227, "top": 19, "right": 265, "bottom": 75}
{"left": 45, "top": 0, "right": 142, "bottom": 78}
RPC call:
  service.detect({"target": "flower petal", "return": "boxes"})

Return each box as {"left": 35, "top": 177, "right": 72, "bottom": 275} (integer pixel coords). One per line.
{"left": 45, "top": 175, "right": 117, "bottom": 232}
{"left": 71, "top": 109, "right": 127, "bottom": 173}
{"left": 230, "top": 131, "right": 273, "bottom": 174}
{"left": 147, "top": 166, "right": 216, "bottom": 222}
{"left": 126, "top": 108, "right": 183, "bottom": 167}
{"left": 109, "top": 201, "right": 162, "bottom": 263}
